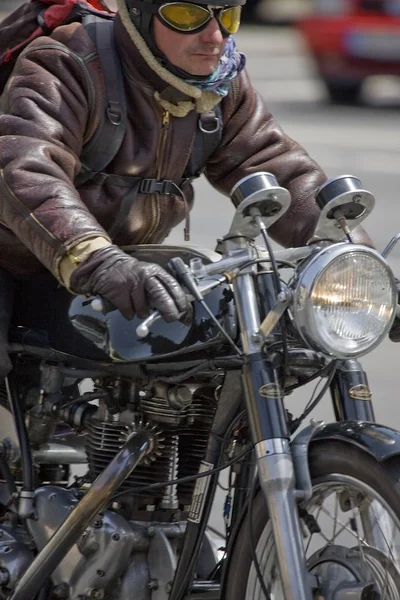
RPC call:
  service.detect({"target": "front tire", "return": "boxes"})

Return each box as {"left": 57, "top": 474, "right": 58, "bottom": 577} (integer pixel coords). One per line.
{"left": 225, "top": 441, "right": 400, "bottom": 599}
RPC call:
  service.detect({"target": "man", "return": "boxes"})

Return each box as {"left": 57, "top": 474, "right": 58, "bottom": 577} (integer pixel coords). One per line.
{"left": 0, "top": 0, "right": 373, "bottom": 376}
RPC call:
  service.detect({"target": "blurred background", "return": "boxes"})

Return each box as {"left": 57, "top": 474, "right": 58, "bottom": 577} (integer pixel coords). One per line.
{"left": 1, "top": 0, "right": 400, "bottom": 533}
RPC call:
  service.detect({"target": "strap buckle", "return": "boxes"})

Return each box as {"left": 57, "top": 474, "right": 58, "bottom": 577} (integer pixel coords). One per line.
{"left": 140, "top": 179, "right": 176, "bottom": 195}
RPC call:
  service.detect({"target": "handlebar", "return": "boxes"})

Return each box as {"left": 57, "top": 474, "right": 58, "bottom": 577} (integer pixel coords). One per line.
{"left": 88, "top": 242, "right": 400, "bottom": 339}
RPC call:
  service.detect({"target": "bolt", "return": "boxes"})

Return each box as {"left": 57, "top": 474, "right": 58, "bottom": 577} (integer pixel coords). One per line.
{"left": 96, "top": 570, "right": 105, "bottom": 578}
{"left": 353, "top": 194, "right": 362, "bottom": 203}
{"left": 171, "top": 512, "right": 180, "bottom": 522}
{"left": 89, "top": 589, "right": 104, "bottom": 600}
{"left": 49, "top": 493, "right": 57, "bottom": 501}
{"left": 93, "top": 518, "right": 103, "bottom": 529}
{"left": 51, "top": 582, "right": 70, "bottom": 600}
{"left": 112, "top": 533, "right": 120, "bottom": 541}
{"left": 250, "top": 332, "right": 262, "bottom": 345}
{"left": 148, "top": 579, "right": 158, "bottom": 591}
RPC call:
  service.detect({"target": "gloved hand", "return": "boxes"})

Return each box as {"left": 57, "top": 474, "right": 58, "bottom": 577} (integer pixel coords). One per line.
{"left": 69, "top": 246, "right": 189, "bottom": 322}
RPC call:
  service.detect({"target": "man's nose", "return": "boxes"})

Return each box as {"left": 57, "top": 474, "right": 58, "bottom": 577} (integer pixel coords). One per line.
{"left": 199, "top": 17, "right": 224, "bottom": 43}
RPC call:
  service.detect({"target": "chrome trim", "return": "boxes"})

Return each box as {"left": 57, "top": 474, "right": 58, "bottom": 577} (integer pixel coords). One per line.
{"left": 227, "top": 172, "right": 291, "bottom": 239}
{"left": 291, "top": 243, "right": 396, "bottom": 358}
{"left": 257, "top": 450, "right": 313, "bottom": 599}
{"left": 32, "top": 436, "right": 87, "bottom": 465}
{"left": 232, "top": 273, "right": 262, "bottom": 355}
{"left": 255, "top": 438, "right": 290, "bottom": 459}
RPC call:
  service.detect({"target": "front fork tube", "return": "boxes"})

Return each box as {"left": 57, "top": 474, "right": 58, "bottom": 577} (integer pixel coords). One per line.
{"left": 235, "top": 267, "right": 312, "bottom": 599}
{"left": 242, "top": 356, "right": 313, "bottom": 600}
{"left": 330, "top": 360, "right": 385, "bottom": 552}
{"left": 330, "top": 359, "right": 375, "bottom": 422}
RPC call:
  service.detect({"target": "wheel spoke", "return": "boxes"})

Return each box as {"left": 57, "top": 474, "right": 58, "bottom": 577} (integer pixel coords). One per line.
{"left": 319, "top": 503, "right": 369, "bottom": 546}
{"left": 369, "top": 501, "right": 398, "bottom": 564}
{"left": 239, "top": 459, "right": 400, "bottom": 600}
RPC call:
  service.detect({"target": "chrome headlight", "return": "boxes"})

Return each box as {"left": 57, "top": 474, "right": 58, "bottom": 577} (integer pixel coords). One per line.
{"left": 292, "top": 244, "right": 396, "bottom": 358}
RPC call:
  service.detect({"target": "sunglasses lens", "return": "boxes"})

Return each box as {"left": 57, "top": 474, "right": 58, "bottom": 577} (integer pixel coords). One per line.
{"left": 219, "top": 5, "right": 241, "bottom": 33}
{"left": 159, "top": 3, "right": 210, "bottom": 31}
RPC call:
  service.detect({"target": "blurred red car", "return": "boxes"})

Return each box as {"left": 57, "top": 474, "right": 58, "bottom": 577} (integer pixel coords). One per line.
{"left": 297, "top": 0, "right": 400, "bottom": 103}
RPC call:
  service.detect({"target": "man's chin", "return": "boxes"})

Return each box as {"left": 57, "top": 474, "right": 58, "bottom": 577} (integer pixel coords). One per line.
{"left": 187, "top": 65, "right": 218, "bottom": 77}
{"left": 184, "top": 56, "right": 219, "bottom": 77}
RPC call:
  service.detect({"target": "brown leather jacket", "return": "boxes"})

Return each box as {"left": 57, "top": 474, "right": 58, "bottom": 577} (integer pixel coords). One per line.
{"left": 0, "top": 12, "right": 370, "bottom": 282}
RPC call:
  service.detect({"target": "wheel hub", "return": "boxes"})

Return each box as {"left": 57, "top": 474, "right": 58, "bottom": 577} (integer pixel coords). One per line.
{"left": 309, "top": 545, "right": 400, "bottom": 600}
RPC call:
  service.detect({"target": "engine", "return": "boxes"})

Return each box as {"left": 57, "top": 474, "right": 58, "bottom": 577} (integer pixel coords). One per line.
{"left": 0, "top": 374, "right": 221, "bottom": 600}
{"left": 85, "top": 381, "right": 217, "bottom": 510}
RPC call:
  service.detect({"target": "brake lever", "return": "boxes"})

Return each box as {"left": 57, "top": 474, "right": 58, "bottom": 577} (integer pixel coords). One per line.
{"left": 136, "top": 311, "right": 163, "bottom": 338}
{"left": 89, "top": 297, "right": 163, "bottom": 337}
{"left": 90, "top": 268, "right": 227, "bottom": 338}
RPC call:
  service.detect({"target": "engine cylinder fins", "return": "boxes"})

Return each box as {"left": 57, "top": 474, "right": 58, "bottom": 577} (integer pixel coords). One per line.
{"left": 85, "top": 394, "right": 217, "bottom": 507}
{"left": 86, "top": 419, "right": 165, "bottom": 467}
{"left": 139, "top": 389, "right": 216, "bottom": 427}
{"left": 178, "top": 431, "right": 212, "bottom": 502}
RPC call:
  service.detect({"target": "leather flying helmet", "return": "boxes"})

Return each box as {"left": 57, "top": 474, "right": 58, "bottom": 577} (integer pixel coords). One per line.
{"left": 124, "top": 0, "right": 245, "bottom": 79}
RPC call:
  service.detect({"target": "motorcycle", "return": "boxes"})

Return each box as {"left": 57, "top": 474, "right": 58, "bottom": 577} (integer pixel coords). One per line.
{"left": 1, "top": 171, "right": 400, "bottom": 600}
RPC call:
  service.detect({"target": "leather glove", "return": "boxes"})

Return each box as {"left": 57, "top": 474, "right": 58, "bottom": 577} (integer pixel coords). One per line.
{"left": 69, "top": 246, "right": 189, "bottom": 322}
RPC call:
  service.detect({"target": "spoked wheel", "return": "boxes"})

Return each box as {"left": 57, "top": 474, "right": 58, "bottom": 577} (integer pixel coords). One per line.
{"left": 225, "top": 441, "right": 400, "bottom": 599}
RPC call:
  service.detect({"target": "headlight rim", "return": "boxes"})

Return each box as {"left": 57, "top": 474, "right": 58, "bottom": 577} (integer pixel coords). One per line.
{"left": 292, "top": 243, "right": 397, "bottom": 359}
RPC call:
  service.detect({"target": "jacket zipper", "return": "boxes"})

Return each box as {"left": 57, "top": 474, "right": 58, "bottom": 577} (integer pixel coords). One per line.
{"left": 140, "top": 109, "right": 170, "bottom": 244}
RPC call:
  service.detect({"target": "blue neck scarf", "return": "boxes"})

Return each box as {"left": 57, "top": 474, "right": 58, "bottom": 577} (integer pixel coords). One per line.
{"left": 184, "top": 37, "right": 246, "bottom": 97}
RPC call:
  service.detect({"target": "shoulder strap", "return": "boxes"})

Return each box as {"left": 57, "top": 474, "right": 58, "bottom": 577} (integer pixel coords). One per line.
{"left": 183, "top": 104, "right": 223, "bottom": 179}
{"left": 76, "top": 15, "right": 127, "bottom": 187}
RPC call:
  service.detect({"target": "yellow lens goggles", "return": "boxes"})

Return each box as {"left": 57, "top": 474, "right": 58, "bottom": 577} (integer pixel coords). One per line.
{"left": 158, "top": 2, "right": 242, "bottom": 34}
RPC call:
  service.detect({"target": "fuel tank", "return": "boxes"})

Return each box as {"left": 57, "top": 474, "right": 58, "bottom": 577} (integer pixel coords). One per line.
{"left": 10, "top": 246, "right": 237, "bottom": 364}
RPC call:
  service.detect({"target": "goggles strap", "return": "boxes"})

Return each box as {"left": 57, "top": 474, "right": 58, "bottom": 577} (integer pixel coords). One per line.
{"left": 128, "top": 0, "right": 160, "bottom": 13}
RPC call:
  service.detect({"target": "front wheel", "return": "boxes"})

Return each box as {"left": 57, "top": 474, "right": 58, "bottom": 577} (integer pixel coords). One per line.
{"left": 225, "top": 441, "right": 400, "bottom": 599}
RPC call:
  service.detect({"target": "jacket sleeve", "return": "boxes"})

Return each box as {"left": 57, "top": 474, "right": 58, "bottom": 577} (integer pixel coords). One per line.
{"left": 0, "top": 31, "right": 110, "bottom": 280}
{"left": 205, "top": 70, "right": 373, "bottom": 248}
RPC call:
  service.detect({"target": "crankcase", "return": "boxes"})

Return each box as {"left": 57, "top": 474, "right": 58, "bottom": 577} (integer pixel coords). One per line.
{"left": 27, "top": 486, "right": 135, "bottom": 599}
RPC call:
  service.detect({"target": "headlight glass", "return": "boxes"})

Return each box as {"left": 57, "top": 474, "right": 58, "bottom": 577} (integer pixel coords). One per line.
{"left": 293, "top": 245, "right": 396, "bottom": 358}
